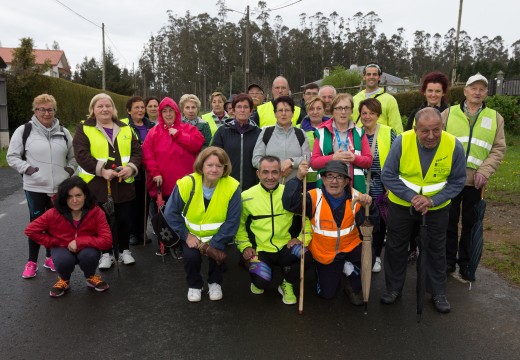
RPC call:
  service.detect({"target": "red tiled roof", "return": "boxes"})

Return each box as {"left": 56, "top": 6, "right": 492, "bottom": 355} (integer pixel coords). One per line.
{"left": 0, "top": 48, "right": 69, "bottom": 69}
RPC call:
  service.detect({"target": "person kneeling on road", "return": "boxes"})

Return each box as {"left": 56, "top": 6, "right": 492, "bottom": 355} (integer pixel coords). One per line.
{"left": 236, "top": 155, "right": 312, "bottom": 305}
{"left": 283, "top": 160, "right": 372, "bottom": 305}
{"left": 24, "top": 177, "right": 112, "bottom": 297}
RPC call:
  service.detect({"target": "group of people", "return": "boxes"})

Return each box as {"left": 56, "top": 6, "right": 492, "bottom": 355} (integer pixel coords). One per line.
{"left": 7, "top": 63, "right": 505, "bottom": 316}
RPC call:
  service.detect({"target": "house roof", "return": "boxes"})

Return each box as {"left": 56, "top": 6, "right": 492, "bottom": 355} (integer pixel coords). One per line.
{"left": 0, "top": 48, "right": 69, "bottom": 69}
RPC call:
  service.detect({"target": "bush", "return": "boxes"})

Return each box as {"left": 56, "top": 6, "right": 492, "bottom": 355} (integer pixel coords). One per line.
{"left": 485, "top": 94, "right": 520, "bottom": 134}
{"left": 322, "top": 66, "right": 363, "bottom": 95}
{"left": 6, "top": 74, "right": 129, "bottom": 134}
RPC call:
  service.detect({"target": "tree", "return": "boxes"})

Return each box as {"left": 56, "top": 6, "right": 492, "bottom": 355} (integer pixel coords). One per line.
{"left": 10, "top": 37, "right": 49, "bottom": 78}
{"left": 321, "top": 65, "right": 362, "bottom": 93}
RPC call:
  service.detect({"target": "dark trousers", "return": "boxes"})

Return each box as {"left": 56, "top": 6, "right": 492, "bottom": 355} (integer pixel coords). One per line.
{"left": 384, "top": 202, "right": 450, "bottom": 295}
{"left": 446, "top": 186, "right": 481, "bottom": 268}
{"left": 315, "top": 245, "right": 363, "bottom": 299}
{"left": 100, "top": 201, "right": 133, "bottom": 254}
{"left": 182, "top": 241, "right": 223, "bottom": 289}
{"left": 25, "top": 191, "right": 52, "bottom": 261}
{"left": 252, "top": 246, "right": 312, "bottom": 289}
{"left": 130, "top": 177, "right": 149, "bottom": 240}
{"left": 51, "top": 247, "right": 101, "bottom": 280}
{"left": 372, "top": 217, "right": 387, "bottom": 258}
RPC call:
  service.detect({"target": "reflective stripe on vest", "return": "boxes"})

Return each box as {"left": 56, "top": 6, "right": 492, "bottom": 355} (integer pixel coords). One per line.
{"left": 78, "top": 125, "right": 134, "bottom": 184}
{"left": 388, "top": 130, "right": 455, "bottom": 210}
{"left": 178, "top": 173, "right": 239, "bottom": 243}
{"left": 309, "top": 188, "right": 361, "bottom": 264}
{"left": 445, "top": 106, "right": 497, "bottom": 170}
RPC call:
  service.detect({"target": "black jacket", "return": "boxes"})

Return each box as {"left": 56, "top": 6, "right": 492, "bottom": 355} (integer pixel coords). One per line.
{"left": 406, "top": 102, "right": 448, "bottom": 131}
{"left": 212, "top": 119, "right": 261, "bottom": 191}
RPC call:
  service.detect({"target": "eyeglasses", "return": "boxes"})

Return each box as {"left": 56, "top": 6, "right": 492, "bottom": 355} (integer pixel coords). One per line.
{"left": 235, "top": 105, "right": 250, "bottom": 110}
{"left": 325, "top": 174, "right": 346, "bottom": 182}
{"left": 35, "top": 108, "right": 55, "bottom": 114}
{"left": 333, "top": 106, "right": 351, "bottom": 112}
{"left": 276, "top": 108, "right": 292, "bottom": 114}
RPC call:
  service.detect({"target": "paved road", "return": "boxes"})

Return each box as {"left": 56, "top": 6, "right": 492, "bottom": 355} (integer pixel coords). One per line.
{"left": 0, "top": 172, "right": 519, "bottom": 359}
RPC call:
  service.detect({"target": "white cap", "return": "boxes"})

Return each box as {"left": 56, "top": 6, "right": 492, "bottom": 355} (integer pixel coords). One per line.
{"left": 466, "top": 73, "right": 488, "bottom": 87}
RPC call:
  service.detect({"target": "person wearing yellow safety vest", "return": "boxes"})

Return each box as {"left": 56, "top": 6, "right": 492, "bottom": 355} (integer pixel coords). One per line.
{"left": 380, "top": 108, "right": 466, "bottom": 314}
{"left": 251, "top": 76, "right": 304, "bottom": 128}
{"left": 283, "top": 160, "right": 373, "bottom": 305}
{"left": 358, "top": 98, "right": 396, "bottom": 274}
{"left": 73, "top": 93, "right": 142, "bottom": 269}
{"left": 236, "top": 156, "right": 313, "bottom": 305}
{"left": 201, "top": 91, "right": 230, "bottom": 136}
{"left": 442, "top": 73, "right": 506, "bottom": 282}
{"left": 164, "top": 147, "right": 241, "bottom": 303}
{"left": 352, "top": 63, "right": 403, "bottom": 134}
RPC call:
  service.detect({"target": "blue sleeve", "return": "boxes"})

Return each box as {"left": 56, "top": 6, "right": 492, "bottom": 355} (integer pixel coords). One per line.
{"left": 381, "top": 135, "right": 417, "bottom": 202}
{"left": 430, "top": 140, "right": 467, "bottom": 205}
{"left": 210, "top": 187, "right": 242, "bottom": 250}
{"left": 163, "top": 186, "right": 189, "bottom": 242}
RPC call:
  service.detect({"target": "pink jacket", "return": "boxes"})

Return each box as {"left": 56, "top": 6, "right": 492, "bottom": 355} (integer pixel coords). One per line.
{"left": 142, "top": 97, "right": 204, "bottom": 198}
{"left": 310, "top": 118, "right": 372, "bottom": 179}
{"left": 24, "top": 206, "right": 112, "bottom": 251}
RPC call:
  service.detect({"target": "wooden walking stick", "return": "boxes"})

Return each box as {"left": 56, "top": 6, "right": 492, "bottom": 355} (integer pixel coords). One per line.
{"left": 298, "top": 159, "right": 307, "bottom": 315}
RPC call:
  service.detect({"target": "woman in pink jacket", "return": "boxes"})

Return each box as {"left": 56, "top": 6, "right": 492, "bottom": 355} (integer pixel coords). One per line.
{"left": 25, "top": 177, "right": 112, "bottom": 297}
{"left": 310, "top": 93, "right": 372, "bottom": 193}
{"left": 142, "top": 97, "right": 204, "bottom": 252}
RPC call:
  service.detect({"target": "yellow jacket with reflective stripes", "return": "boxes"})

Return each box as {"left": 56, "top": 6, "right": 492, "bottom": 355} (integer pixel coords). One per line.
{"left": 388, "top": 130, "right": 455, "bottom": 210}
{"left": 177, "top": 173, "right": 239, "bottom": 242}
{"left": 78, "top": 125, "right": 134, "bottom": 184}
{"left": 445, "top": 106, "right": 497, "bottom": 170}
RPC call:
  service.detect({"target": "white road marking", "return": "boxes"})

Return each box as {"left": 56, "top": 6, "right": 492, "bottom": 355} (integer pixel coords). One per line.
{"left": 19, "top": 200, "right": 27, "bottom": 205}
{"left": 0, "top": 213, "right": 6, "bottom": 219}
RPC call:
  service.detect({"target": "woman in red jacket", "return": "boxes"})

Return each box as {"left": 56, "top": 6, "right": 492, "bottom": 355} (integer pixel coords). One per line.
{"left": 25, "top": 177, "right": 112, "bottom": 297}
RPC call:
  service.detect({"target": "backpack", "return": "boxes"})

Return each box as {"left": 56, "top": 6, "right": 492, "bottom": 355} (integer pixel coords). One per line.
{"left": 21, "top": 123, "right": 68, "bottom": 161}
{"left": 262, "top": 126, "right": 306, "bottom": 147}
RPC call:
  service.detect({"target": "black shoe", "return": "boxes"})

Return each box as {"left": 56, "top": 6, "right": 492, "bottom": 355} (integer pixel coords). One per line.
{"left": 446, "top": 264, "right": 456, "bottom": 274}
{"left": 344, "top": 281, "right": 363, "bottom": 306}
{"left": 432, "top": 294, "right": 451, "bottom": 313}
{"left": 380, "top": 291, "right": 401, "bottom": 304}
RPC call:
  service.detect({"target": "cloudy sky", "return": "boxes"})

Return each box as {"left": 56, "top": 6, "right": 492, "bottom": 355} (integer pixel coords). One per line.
{"left": 1, "top": 0, "right": 517, "bottom": 71}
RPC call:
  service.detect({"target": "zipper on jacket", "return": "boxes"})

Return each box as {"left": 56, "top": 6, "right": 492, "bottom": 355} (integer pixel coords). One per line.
{"left": 269, "top": 190, "right": 280, "bottom": 252}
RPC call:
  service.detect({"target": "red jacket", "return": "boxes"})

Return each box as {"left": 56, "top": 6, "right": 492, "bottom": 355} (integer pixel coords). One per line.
{"left": 142, "top": 97, "right": 204, "bottom": 198}
{"left": 24, "top": 206, "right": 112, "bottom": 251}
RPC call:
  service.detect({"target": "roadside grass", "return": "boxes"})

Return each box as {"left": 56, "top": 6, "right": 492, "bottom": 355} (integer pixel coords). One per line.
{"left": 483, "top": 134, "right": 519, "bottom": 285}
{"left": 0, "top": 147, "right": 7, "bottom": 167}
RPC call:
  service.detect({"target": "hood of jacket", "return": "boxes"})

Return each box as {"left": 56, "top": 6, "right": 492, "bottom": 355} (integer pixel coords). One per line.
{"left": 300, "top": 115, "right": 329, "bottom": 132}
{"left": 158, "top": 97, "right": 182, "bottom": 128}
{"left": 31, "top": 115, "right": 62, "bottom": 138}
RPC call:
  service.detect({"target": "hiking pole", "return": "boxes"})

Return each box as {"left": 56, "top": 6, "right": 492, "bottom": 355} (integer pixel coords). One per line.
{"left": 143, "top": 176, "right": 148, "bottom": 247}
{"left": 298, "top": 157, "right": 307, "bottom": 315}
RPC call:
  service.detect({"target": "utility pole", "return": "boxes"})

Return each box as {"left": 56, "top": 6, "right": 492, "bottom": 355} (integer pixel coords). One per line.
{"left": 102, "top": 22, "right": 106, "bottom": 90}
{"left": 245, "top": 5, "right": 250, "bottom": 90}
{"left": 452, "top": 0, "right": 463, "bottom": 85}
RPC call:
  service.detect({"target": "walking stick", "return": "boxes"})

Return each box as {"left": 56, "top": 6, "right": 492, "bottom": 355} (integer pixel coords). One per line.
{"left": 298, "top": 161, "right": 307, "bottom": 315}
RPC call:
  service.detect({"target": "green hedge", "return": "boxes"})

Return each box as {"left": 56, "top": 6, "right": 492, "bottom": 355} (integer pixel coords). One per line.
{"left": 393, "top": 86, "right": 465, "bottom": 118}
{"left": 6, "top": 74, "right": 129, "bottom": 133}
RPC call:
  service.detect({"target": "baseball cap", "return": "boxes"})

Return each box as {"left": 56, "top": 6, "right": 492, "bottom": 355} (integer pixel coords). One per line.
{"left": 466, "top": 73, "right": 488, "bottom": 87}
{"left": 322, "top": 160, "right": 351, "bottom": 179}
{"left": 247, "top": 83, "right": 264, "bottom": 93}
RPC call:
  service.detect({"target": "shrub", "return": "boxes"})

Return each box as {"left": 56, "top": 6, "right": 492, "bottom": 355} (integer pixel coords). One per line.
{"left": 485, "top": 94, "right": 520, "bottom": 134}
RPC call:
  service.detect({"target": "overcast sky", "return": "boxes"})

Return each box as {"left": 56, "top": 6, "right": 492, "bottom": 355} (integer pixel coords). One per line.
{"left": 1, "top": 0, "right": 517, "bottom": 72}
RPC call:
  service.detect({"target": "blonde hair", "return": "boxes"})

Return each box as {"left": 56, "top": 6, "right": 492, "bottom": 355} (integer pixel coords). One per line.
{"left": 179, "top": 94, "right": 201, "bottom": 112}
{"left": 331, "top": 93, "right": 353, "bottom": 110}
{"left": 88, "top": 93, "right": 118, "bottom": 121}
{"left": 193, "top": 146, "right": 232, "bottom": 177}
{"left": 305, "top": 96, "right": 326, "bottom": 113}
{"left": 210, "top": 91, "right": 226, "bottom": 104}
{"left": 32, "top": 94, "right": 57, "bottom": 111}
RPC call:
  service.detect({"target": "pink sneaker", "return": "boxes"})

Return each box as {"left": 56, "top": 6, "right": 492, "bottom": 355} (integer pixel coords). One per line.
{"left": 22, "top": 261, "right": 38, "bottom": 278}
{"left": 44, "top": 257, "right": 56, "bottom": 272}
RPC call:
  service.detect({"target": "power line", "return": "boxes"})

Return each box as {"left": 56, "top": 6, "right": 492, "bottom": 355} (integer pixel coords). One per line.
{"left": 268, "top": 0, "right": 303, "bottom": 11}
{"left": 105, "top": 32, "right": 131, "bottom": 67}
{"left": 53, "top": 0, "right": 100, "bottom": 28}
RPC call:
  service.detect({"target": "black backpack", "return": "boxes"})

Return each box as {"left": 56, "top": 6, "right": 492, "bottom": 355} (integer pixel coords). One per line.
{"left": 21, "top": 123, "right": 69, "bottom": 161}
{"left": 262, "top": 126, "right": 306, "bottom": 147}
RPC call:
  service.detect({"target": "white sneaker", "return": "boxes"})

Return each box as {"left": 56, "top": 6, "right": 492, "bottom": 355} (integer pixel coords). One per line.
{"left": 98, "top": 253, "right": 114, "bottom": 269}
{"left": 187, "top": 288, "right": 202, "bottom": 302}
{"left": 208, "top": 283, "right": 223, "bottom": 301}
{"left": 119, "top": 250, "right": 135, "bottom": 265}
{"left": 372, "top": 257, "right": 382, "bottom": 273}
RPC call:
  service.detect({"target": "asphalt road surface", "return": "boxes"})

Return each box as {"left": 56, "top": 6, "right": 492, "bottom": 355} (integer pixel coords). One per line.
{"left": 0, "top": 169, "right": 519, "bottom": 359}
